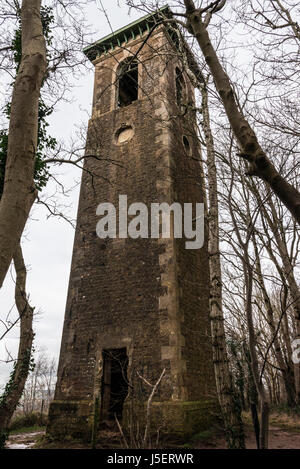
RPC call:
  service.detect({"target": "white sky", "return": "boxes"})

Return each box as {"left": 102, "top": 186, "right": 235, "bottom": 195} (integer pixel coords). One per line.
{"left": 0, "top": 0, "right": 144, "bottom": 388}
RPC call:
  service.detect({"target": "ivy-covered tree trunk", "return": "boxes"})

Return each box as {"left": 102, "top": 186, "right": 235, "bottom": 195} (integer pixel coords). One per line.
{"left": 0, "top": 242, "right": 34, "bottom": 447}
{"left": 0, "top": 0, "right": 46, "bottom": 288}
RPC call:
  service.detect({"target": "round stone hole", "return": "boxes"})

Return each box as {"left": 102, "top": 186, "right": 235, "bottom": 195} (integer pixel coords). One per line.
{"left": 116, "top": 126, "right": 134, "bottom": 144}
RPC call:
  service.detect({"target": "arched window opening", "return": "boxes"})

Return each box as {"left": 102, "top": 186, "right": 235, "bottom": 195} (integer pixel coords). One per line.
{"left": 117, "top": 59, "right": 139, "bottom": 108}
{"left": 176, "top": 67, "right": 185, "bottom": 107}
{"left": 183, "top": 136, "right": 191, "bottom": 155}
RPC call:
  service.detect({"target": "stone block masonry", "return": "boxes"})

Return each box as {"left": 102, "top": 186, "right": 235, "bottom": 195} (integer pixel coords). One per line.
{"left": 47, "top": 7, "right": 217, "bottom": 442}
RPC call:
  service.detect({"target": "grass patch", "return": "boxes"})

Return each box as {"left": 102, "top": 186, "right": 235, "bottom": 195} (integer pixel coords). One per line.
{"left": 10, "top": 413, "right": 47, "bottom": 431}
{"left": 269, "top": 414, "right": 300, "bottom": 432}
{"left": 34, "top": 434, "right": 89, "bottom": 449}
{"left": 243, "top": 409, "right": 300, "bottom": 433}
{"left": 179, "top": 426, "right": 223, "bottom": 449}
{"left": 270, "top": 404, "right": 300, "bottom": 418}
{"left": 10, "top": 425, "right": 45, "bottom": 435}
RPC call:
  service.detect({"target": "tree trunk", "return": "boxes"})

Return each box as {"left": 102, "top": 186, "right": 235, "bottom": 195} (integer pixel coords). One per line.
{"left": 250, "top": 182, "right": 300, "bottom": 403}
{"left": 0, "top": 243, "right": 34, "bottom": 446}
{"left": 252, "top": 232, "right": 297, "bottom": 407}
{"left": 244, "top": 344, "right": 260, "bottom": 448}
{"left": 201, "top": 80, "right": 245, "bottom": 449}
{"left": 183, "top": 0, "right": 300, "bottom": 224}
{"left": 243, "top": 252, "right": 269, "bottom": 449}
{"left": 0, "top": 0, "right": 46, "bottom": 288}
{"left": 225, "top": 146, "right": 270, "bottom": 448}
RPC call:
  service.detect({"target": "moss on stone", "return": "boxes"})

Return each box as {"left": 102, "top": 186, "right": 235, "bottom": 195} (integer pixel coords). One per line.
{"left": 47, "top": 400, "right": 93, "bottom": 442}
{"left": 123, "top": 399, "right": 219, "bottom": 439}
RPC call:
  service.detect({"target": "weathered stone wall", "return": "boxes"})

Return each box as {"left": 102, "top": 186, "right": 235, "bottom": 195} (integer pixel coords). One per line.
{"left": 49, "top": 25, "right": 216, "bottom": 440}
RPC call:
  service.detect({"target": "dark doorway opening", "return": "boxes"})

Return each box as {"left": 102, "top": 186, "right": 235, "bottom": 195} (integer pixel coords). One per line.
{"left": 101, "top": 348, "right": 129, "bottom": 420}
{"left": 118, "top": 59, "right": 138, "bottom": 108}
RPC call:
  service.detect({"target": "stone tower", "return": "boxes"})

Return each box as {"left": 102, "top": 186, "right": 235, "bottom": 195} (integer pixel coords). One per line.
{"left": 48, "top": 6, "right": 216, "bottom": 440}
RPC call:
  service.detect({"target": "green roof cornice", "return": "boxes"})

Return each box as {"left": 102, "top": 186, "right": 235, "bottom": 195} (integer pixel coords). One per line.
{"left": 83, "top": 5, "right": 173, "bottom": 62}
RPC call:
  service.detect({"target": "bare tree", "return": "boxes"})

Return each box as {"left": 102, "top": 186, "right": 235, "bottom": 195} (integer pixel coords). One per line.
{"left": 0, "top": 0, "right": 46, "bottom": 288}
{"left": 181, "top": 0, "right": 300, "bottom": 224}
{"left": 20, "top": 352, "right": 56, "bottom": 416}
{"left": 0, "top": 0, "right": 93, "bottom": 444}
{"left": 0, "top": 242, "right": 34, "bottom": 446}
{"left": 200, "top": 75, "right": 245, "bottom": 448}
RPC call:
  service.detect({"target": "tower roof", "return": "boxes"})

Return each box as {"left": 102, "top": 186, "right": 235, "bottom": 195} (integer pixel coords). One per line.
{"left": 83, "top": 5, "right": 173, "bottom": 62}
{"left": 83, "top": 4, "right": 203, "bottom": 87}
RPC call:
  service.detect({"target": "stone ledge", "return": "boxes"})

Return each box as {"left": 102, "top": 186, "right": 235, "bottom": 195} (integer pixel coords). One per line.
{"left": 123, "top": 399, "right": 219, "bottom": 439}
{"left": 47, "top": 400, "right": 94, "bottom": 442}
{"left": 47, "top": 399, "right": 219, "bottom": 442}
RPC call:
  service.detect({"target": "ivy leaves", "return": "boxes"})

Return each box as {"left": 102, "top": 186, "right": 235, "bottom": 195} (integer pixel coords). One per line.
{"left": 0, "top": 6, "right": 56, "bottom": 199}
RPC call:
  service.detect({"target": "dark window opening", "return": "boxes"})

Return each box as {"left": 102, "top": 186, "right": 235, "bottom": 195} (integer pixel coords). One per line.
{"left": 176, "top": 67, "right": 185, "bottom": 107}
{"left": 87, "top": 339, "right": 92, "bottom": 355}
{"left": 183, "top": 136, "right": 191, "bottom": 154}
{"left": 101, "top": 348, "right": 129, "bottom": 420}
{"left": 118, "top": 59, "right": 138, "bottom": 108}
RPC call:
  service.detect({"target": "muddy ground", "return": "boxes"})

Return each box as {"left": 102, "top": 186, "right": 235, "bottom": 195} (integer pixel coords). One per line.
{"left": 5, "top": 413, "right": 300, "bottom": 450}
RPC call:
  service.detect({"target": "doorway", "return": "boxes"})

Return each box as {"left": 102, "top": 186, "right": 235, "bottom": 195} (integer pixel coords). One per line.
{"left": 101, "top": 348, "right": 129, "bottom": 420}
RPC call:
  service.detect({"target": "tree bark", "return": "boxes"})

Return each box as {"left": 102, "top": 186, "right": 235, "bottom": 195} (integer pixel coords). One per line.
{"left": 243, "top": 251, "right": 269, "bottom": 449}
{"left": 201, "top": 80, "right": 245, "bottom": 449}
{"left": 249, "top": 181, "right": 300, "bottom": 403}
{"left": 252, "top": 232, "right": 297, "bottom": 407}
{"left": 0, "top": 0, "right": 46, "bottom": 288}
{"left": 225, "top": 150, "right": 270, "bottom": 448}
{"left": 183, "top": 0, "right": 300, "bottom": 224}
{"left": 0, "top": 242, "right": 34, "bottom": 444}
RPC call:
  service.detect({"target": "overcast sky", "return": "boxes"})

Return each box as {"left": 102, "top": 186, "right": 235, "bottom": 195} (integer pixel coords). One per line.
{"left": 0, "top": 0, "right": 146, "bottom": 388}
{"left": 0, "top": 0, "right": 250, "bottom": 389}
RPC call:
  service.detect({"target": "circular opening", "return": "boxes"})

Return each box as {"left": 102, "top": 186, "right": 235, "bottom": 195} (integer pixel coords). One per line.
{"left": 183, "top": 136, "right": 191, "bottom": 154}
{"left": 116, "top": 126, "right": 134, "bottom": 144}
